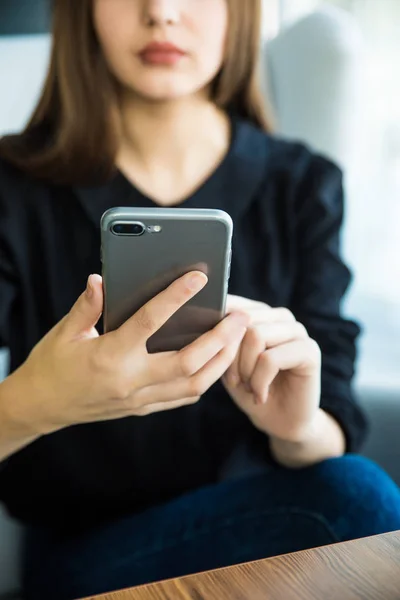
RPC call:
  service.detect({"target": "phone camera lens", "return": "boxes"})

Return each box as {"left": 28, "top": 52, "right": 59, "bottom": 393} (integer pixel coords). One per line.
{"left": 112, "top": 224, "right": 124, "bottom": 235}
{"left": 111, "top": 222, "right": 145, "bottom": 236}
{"left": 131, "top": 224, "right": 144, "bottom": 236}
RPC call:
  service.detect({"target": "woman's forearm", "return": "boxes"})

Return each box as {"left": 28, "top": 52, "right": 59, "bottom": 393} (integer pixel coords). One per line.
{"left": 0, "top": 369, "right": 42, "bottom": 463}
{"left": 270, "top": 409, "right": 346, "bottom": 469}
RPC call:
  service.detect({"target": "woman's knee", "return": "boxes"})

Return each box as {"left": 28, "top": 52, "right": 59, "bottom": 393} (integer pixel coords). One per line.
{"left": 310, "top": 455, "right": 400, "bottom": 540}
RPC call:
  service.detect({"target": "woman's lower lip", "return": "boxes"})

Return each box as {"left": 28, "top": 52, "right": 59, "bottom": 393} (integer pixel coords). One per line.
{"left": 139, "top": 51, "right": 185, "bottom": 66}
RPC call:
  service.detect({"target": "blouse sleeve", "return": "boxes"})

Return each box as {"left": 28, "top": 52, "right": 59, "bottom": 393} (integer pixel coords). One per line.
{"left": 290, "top": 155, "right": 368, "bottom": 452}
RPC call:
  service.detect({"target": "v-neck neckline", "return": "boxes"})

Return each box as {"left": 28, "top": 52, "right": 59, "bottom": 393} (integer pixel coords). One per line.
{"left": 114, "top": 115, "right": 239, "bottom": 209}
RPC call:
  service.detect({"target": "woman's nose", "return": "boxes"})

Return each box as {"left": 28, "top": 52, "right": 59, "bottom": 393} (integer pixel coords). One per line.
{"left": 142, "top": 0, "right": 181, "bottom": 28}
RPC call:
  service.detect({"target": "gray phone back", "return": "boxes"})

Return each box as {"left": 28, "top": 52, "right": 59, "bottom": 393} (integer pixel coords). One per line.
{"left": 101, "top": 207, "right": 233, "bottom": 353}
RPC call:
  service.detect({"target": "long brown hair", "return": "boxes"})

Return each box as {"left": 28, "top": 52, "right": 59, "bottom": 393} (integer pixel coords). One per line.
{"left": 0, "top": 0, "right": 273, "bottom": 185}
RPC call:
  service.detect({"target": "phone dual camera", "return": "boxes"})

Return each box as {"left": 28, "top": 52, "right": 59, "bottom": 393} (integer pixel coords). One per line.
{"left": 111, "top": 222, "right": 145, "bottom": 236}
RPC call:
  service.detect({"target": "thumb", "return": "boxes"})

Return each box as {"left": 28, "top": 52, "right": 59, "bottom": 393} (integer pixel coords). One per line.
{"left": 65, "top": 274, "right": 103, "bottom": 338}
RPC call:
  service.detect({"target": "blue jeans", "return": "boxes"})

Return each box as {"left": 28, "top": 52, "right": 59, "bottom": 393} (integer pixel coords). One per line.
{"left": 22, "top": 456, "right": 400, "bottom": 600}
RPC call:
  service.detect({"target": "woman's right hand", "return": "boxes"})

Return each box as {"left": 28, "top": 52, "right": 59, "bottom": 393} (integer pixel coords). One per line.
{"left": 13, "top": 272, "right": 248, "bottom": 435}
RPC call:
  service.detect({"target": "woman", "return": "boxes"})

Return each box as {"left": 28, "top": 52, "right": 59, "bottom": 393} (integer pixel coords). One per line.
{"left": 0, "top": 0, "right": 399, "bottom": 598}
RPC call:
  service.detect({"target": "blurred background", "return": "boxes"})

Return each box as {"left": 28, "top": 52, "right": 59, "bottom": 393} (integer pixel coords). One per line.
{"left": 0, "top": 2, "right": 399, "bottom": 595}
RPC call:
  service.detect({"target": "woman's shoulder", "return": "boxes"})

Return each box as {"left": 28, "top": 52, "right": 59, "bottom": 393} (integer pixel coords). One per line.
{"left": 0, "top": 155, "right": 32, "bottom": 195}
{"left": 0, "top": 154, "right": 44, "bottom": 190}
{"left": 232, "top": 119, "right": 345, "bottom": 226}
{"left": 235, "top": 118, "right": 342, "bottom": 183}
{"left": 0, "top": 154, "right": 57, "bottom": 218}
{"left": 0, "top": 157, "right": 24, "bottom": 216}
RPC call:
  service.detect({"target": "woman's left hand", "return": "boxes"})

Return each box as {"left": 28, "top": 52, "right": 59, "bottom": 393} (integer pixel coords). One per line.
{"left": 222, "top": 295, "right": 322, "bottom": 444}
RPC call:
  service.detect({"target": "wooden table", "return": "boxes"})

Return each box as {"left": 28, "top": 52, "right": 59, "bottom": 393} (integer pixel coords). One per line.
{"left": 83, "top": 531, "right": 400, "bottom": 600}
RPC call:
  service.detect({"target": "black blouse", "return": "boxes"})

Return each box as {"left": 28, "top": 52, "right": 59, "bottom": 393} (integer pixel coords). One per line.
{"left": 0, "top": 118, "right": 367, "bottom": 529}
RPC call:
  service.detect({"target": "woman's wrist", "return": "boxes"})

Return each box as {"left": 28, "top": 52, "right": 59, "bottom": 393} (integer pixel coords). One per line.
{"left": 269, "top": 408, "right": 346, "bottom": 469}
{"left": 0, "top": 368, "right": 46, "bottom": 463}
{"left": 0, "top": 366, "right": 49, "bottom": 438}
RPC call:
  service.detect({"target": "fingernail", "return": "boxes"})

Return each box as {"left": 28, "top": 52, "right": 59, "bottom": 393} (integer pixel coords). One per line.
{"left": 187, "top": 272, "right": 208, "bottom": 292}
{"left": 86, "top": 275, "right": 94, "bottom": 299}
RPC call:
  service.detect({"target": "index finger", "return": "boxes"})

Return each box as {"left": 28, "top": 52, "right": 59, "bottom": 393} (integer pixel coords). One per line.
{"left": 115, "top": 271, "right": 208, "bottom": 348}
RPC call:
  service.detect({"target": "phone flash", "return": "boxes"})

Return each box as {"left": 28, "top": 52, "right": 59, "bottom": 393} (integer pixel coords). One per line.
{"left": 147, "top": 225, "right": 162, "bottom": 233}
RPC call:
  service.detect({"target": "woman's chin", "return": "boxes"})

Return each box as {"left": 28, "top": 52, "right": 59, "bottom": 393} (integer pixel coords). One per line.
{"left": 122, "top": 78, "right": 205, "bottom": 104}
{"left": 139, "top": 91, "right": 191, "bottom": 103}
{"left": 135, "top": 89, "right": 197, "bottom": 103}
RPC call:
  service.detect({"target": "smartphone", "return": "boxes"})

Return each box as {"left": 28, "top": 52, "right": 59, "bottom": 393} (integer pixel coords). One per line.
{"left": 101, "top": 207, "right": 233, "bottom": 353}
